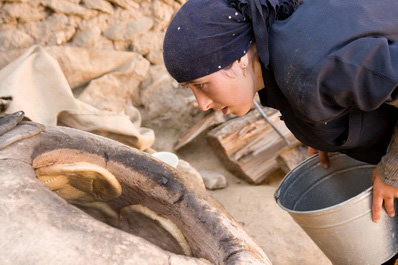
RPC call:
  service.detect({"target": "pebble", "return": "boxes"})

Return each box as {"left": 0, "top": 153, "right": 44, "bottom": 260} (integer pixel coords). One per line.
{"left": 199, "top": 170, "right": 228, "bottom": 190}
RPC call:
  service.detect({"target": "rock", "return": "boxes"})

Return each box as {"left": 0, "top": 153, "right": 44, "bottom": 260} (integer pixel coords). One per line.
{"left": 40, "top": 0, "right": 89, "bottom": 17}
{"left": 65, "top": 0, "right": 81, "bottom": 3}
{"left": 76, "top": 8, "right": 141, "bottom": 35}
{"left": 132, "top": 30, "right": 164, "bottom": 56}
{"left": 138, "top": 1, "right": 153, "bottom": 17}
{"left": 3, "top": 0, "right": 30, "bottom": 2}
{"left": 113, "top": 39, "right": 130, "bottom": 51}
{"left": 151, "top": 0, "right": 173, "bottom": 20}
{"left": 160, "top": 0, "right": 176, "bottom": 7}
{"left": 139, "top": 65, "right": 201, "bottom": 128}
{"left": 0, "top": 29, "right": 34, "bottom": 51}
{"left": 71, "top": 26, "right": 101, "bottom": 47}
{"left": 49, "top": 25, "right": 76, "bottom": 45}
{"left": 93, "top": 36, "right": 115, "bottom": 50}
{"left": 104, "top": 16, "right": 153, "bottom": 41}
{"left": 21, "top": 13, "right": 69, "bottom": 44}
{"left": 177, "top": 160, "right": 206, "bottom": 191}
{"left": 151, "top": 0, "right": 174, "bottom": 30}
{"left": 1, "top": 2, "right": 47, "bottom": 23}
{"left": 0, "top": 7, "right": 14, "bottom": 24}
{"left": 78, "top": 52, "right": 150, "bottom": 113}
{"left": 131, "top": 30, "right": 164, "bottom": 64}
{"left": 45, "top": 46, "right": 143, "bottom": 89}
{"left": 107, "top": 0, "right": 139, "bottom": 10}
{"left": 82, "top": 0, "right": 114, "bottom": 14}
{"left": 199, "top": 170, "right": 228, "bottom": 190}
{"left": 146, "top": 48, "right": 164, "bottom": 65}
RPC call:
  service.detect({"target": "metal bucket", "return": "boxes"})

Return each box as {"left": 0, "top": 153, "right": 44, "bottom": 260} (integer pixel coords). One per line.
{"left": 275, "top": 153, "right": 398, "bottom": 265}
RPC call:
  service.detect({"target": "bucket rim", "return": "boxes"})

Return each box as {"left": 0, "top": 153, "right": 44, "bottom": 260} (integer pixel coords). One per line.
{"left": 274, "top": 153, "right": 374, "bottom": 215}
{"left": 275, "top": 186, "right": 372, "bottom": 215}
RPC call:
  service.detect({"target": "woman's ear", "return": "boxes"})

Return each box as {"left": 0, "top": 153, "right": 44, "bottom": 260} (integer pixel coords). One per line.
{"left": 238, "top": 52, "right": 250, "bottom": 69}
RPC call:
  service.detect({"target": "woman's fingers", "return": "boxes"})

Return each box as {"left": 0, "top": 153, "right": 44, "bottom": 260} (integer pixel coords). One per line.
{"left": 372, "top": 169, "right": 397, "bottom": 223}
{"left": 307, "top": 147, "right": 318, "bottom": 156}
{"left": 384, "top": 197, "right": 396, "bottom": 217}
{"left": 307, "top": 147, "right": 329, "bottom": 168}
{"left": 372, "top": 192, "right": 383, "bottom": 223}
{"left": 318, "top": 151, "right": 330, "bottom": 169}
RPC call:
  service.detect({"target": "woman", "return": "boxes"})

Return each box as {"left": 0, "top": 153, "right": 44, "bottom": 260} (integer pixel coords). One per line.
{"left": 163, "top": 0, "right": 398, "bottom": 259}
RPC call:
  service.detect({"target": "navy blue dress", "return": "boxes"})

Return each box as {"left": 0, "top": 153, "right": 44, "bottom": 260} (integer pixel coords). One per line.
{"left": 259, "top": 0, "right": 398, "bottom": 164}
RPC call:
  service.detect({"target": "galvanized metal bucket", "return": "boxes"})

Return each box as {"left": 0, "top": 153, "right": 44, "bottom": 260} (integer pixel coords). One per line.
{"left": 275, "top": 153, "right": 398, "bottom": 265}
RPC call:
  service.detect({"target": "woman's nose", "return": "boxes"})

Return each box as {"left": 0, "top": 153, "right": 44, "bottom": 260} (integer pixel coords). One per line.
{"left": 191, "top": 89, "right": 212, "bottom": 111}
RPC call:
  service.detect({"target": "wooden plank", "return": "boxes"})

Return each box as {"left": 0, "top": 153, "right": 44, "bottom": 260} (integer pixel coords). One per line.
{"left": 206, "top": 108, "right": 298, "bottom": 184}
{"left": 276, "top": 144, "right": 309, "bottom": 173}
{"left": 173, "top": 111, "right": 231, "bottom": 151}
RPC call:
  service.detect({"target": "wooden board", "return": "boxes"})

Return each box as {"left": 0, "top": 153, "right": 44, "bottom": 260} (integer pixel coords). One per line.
{"left": 206, "top": 108, "right": 298, "bottom": 184}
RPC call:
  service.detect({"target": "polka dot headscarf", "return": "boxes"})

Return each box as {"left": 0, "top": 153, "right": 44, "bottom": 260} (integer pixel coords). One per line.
{"left": 163, "top": 0, "right": 299, "bottom": 83}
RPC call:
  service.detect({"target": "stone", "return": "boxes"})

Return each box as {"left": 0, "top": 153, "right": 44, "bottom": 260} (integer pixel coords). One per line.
{"left": 139, "top": 65, "right": 201, "bottom": 128}
{"left": 17, "top": 5, "right": 47, "bottom": 23}
{"left": 103, "top": 16, "right": 153, "bottom": 41}
{"left": 199, "top": 170, "right": 228, "bottom": 190}
{"left": 0, "top": 29, "right": 34, "bottom": 51}
{"left": 133, "top": 0, "right": 151, "bottom": 3}
{"left": 45, "top": 46, "right": 143, "bottom": 89}
{"left": 132, "top": 30, "right": 164, "bottom": 56}
{"left": 93, "top": 36, "right": 115, "bottom": 50}
{"left": 146, "top": 48, "right": 164, "bottom": 65}
{"left": 138, "top": 1, "right": 153, "bottom": 18}
{"left": 0, "top": 5, "right": 16, "bottom": 24}
{"left": 40, "top": 0, "right": 89, "bottom": 17}
{"left": 21, "top": 13, "right": 69, "bottom": 44}
{"left": 151, "top": 0, "right": 174, "bottom": 30}
{"left": 113, "top": 39, "right": 130, "bottom": 51}
{"left": 82, "top": 0, "right": 114, "bottom": 14}
{"left": 67, "top": 15, "right": 83, "bottom": 28}
{"left": 1, "top": 2, "right": 46, "bottom": 23}
{"left": 76, "top": 8, "right": 141, "bottom": 34}
{"left": 47, "top": 25, "right": 76, "bottom": 45}
{"left": 160, "top": 0, "right": 175, "bottom": 7}
{"left": 65, "top": 0, "right": 81, "bottom": 4}
{"left": 1, "top": 3, "right": 47, "bottom": 23}
{"left": 78, "top": 52, "right": 150, "bottom": 113}
{"left": 3, "top": 0, "right": 30, "bottom": 2}
{"left": 71, "top": 26, "right": 102, "bottom": 47}
{"left": 77, "top": 13, "right": 109, "bottom": 32}
{"left": 0, "top": 23, "right": 15, "bottom": 32}
{"left": 107, "top": 0, "right": 139, "bottom": 10}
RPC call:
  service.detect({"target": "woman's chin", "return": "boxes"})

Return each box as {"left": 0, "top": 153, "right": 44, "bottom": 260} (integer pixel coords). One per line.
{"left": 231, "top": 107, "right": 251, "bottom": 116}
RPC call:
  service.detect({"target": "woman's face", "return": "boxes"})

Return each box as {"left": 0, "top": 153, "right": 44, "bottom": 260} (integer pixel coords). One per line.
{"left": 183, "top": 60, "right": 260, "bottom": 116}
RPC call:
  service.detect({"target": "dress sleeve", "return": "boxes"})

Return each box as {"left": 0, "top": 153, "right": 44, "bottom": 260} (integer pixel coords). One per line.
{"left": 375, "top": 125, "right": 398, "bottom": 187}
{"left": 298, "top": 37, "right": 398, "bottom": 122}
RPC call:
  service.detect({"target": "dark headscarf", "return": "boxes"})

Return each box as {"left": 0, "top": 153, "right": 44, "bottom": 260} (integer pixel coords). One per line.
{"left": 163, "top": 0, "right": 299, "bottom": 83}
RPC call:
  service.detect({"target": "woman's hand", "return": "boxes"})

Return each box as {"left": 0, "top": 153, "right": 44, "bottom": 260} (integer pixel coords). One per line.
{"left": 307, "top": 147, "right": 330, "bottom": 169}
{"left": 371, "top": 169, "right": 398, "bottom": 223}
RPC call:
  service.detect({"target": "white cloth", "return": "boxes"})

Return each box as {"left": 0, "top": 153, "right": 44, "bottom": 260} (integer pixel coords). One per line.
{"left": 0, "top": 45, "right": 154, "bottom": 150}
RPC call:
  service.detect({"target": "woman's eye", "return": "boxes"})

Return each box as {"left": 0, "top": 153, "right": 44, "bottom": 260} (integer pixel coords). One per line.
{"left": 194, "top": 83, "right": 204, "bottom": 89}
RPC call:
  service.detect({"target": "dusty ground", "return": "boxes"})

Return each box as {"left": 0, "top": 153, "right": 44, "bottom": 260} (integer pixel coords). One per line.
{"left": 152, "top": 127, "right": 332, "bottom": 265}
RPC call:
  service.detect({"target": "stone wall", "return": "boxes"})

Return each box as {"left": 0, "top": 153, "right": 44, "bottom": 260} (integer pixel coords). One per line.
{"left": 0, "top": 0, "right": 204, "bottom": 136}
